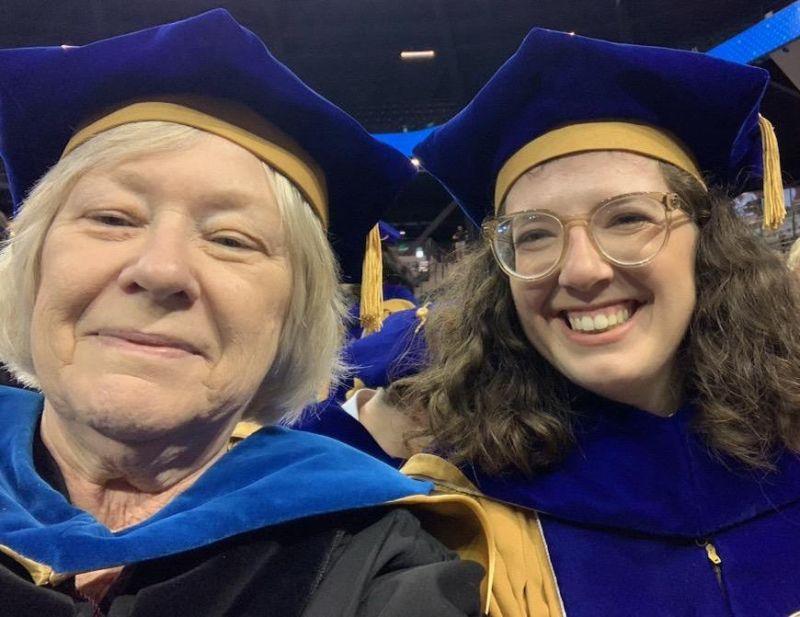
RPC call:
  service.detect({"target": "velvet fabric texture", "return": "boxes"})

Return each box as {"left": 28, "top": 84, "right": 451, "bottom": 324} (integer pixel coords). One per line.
{"left": 0, "top": 9, "right": 415, "bottom": 280}
{"left": 0, "top": 385, "right": 432, "bottom": 575}
{"left": 296, "top": 400, "right": 403, "bottom": 469}
{"left": 378, "top": 220, "right": 403, "bottom": 244}
{"left": 341, "top": 308, "right": 427, "bottom": 394}
{"left": 413, "top": 28, "right": 770, "bottom": 224}
{"left": 346, "top": 287, "right": 420, "bottom": 341}
{"left": 296, "top": 308, "right": 424, "bottom": 463}
{"left": 467, "top": 395, "right": 800, "bottom": 616}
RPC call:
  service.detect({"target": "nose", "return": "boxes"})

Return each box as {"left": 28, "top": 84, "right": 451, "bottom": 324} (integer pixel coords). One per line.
{"left": 557, "top": 225, "right": 614, "bottom": 292}
{"left": 117, "top": 222, "right": 201, "bottom": 306}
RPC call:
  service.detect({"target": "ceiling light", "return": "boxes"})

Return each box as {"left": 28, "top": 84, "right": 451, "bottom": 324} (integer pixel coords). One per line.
{"left": 401, "top": 50, "right": 436, "bottom": 61}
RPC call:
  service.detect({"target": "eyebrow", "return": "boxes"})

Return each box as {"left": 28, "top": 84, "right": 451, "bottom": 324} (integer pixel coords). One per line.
{"left": 110, "top": 169, "right": 270, "bottom": 213}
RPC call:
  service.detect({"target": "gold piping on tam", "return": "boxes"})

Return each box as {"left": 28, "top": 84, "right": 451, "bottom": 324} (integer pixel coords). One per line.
{"left": 62, "top": 100, "right": 329, "bottom": 227}
{"left": 494, "top": 121, "right": 705, "bottom": 212}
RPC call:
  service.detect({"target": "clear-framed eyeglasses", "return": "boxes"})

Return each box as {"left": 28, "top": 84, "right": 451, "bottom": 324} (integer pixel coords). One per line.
{"left": 482, "top": 192, "right": 686, "bottom": 281}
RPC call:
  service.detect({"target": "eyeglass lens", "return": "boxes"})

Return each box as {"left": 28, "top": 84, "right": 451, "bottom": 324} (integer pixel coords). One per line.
{"left": 494, "top": 194, "right": 669, "bottom": 279}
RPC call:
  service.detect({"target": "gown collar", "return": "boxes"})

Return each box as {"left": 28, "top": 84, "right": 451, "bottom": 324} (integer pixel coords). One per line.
{"left": 466, "top": 394, "right": 800, "bottom": 538}
{"left": 0, "top": 386, "right": 431, "bottom": 575}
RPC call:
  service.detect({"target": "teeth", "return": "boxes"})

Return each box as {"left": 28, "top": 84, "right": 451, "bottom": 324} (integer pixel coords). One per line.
{"left": 567, "top": 305, "right": 635, "bottom": 333}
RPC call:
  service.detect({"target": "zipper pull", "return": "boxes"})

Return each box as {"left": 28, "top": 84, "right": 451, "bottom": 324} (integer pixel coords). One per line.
{"left": 704, "top": 541, "right": 722, "bottom": 566}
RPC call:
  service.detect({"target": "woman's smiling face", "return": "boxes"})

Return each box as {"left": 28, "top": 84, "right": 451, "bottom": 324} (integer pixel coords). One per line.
{"left": 30, "top": 132, "right": 293, "bottom": 441}
{"left": 505, "top": 151, "right": 699, "bottom": 412}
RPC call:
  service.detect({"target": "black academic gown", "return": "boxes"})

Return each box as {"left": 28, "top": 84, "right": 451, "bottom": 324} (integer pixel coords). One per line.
{"left": 0, "top": 386, "right": 482, "bottom": 617}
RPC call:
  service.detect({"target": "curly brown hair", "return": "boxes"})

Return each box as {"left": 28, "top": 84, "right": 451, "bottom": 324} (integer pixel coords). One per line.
{"left": 393, "top": 163, "right": 800, "bottom": 475}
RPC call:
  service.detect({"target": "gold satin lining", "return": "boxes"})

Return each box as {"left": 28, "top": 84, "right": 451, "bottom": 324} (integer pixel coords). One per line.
{"left": 228, "top": 420, "right": 264, "bottom": 449}
{"left": 0, "top": 543, "right": 68, "bottom": 586}
{"left": 230, "top": 421, "right": 263, "bottom": 441}
{"left": 391, "top": 491, "right": 497, "bottom": 616}
{"left": 494, "top": 121, "right": 704, "bottom": 212}
{"left": 402, "top": 453, "right": 563, "bottom": 617}
{"left": 62, "top": 101, "right": 329, "bottom": 227}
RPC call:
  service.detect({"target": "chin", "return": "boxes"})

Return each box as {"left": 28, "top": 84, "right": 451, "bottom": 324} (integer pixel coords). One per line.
{"left": 578, "top": 370, "right": 674, "bottom": 413}
{"left": 64, "top": 373, "right": 207, "bottom": 443}
{"left": 555, "top": 354, "right": 653, "bottom": 398}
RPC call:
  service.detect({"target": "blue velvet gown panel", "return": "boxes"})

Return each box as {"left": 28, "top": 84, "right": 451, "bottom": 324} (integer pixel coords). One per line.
{"left": 540, "top": 499, "right": 800, "bottom": 616}
{"left": 0, "top": 386, "right": 429, "bottom": 574}
{"left": 468, "top": 395, "right": 800, "bottom": 616}
{"left": 541, "top": 516, "right": 728, "bottom": 616}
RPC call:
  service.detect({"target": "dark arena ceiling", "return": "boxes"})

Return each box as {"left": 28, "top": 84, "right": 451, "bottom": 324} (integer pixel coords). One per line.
{"left": 1, "top": 0, "right": 798, "bottom": 239}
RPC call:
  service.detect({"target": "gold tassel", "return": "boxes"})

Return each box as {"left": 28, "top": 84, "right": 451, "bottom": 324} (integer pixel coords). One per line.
{"left": 758, "top": 115, "right": 786, "bottom": 230}
{"left": 359, "top": 224, "right": 384, "bottom": 335}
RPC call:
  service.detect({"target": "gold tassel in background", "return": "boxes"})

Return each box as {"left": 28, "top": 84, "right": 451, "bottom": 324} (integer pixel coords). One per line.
{"left": 359, "top": 224, "right": 384, "bottom": 336}
{"left": 758, "top": 114, "right": 786, "bottom": 230}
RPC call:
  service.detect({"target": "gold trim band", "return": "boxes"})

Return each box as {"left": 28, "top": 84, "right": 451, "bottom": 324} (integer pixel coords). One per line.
{"left": 63, "top": 101, "right": 329, "bottom": 227}
{"left": 494, "top": 122, "right": 704, "bottom": 212}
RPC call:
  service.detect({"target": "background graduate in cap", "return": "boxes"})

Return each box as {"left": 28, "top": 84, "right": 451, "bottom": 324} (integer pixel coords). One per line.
{"left": 389, "top": 27, "right": 800, "bottom": 616}
{"left": 344, "top": 220, "right": 420, "bottom": 341}
{"left": 0, "top": 10, "right": 488, "bottom": 616}
{"left": 296, "top": 306, "right": 430, "bottom": 466}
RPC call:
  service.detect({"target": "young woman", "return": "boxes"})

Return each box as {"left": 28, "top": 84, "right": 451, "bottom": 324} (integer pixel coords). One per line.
{"left": 395, "top": 28, "right": 800, "bottom": 616}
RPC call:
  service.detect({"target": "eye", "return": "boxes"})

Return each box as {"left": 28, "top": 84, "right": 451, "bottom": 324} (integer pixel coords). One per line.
{"left": 597, "top": 198, "right": 665, "bottom": 231}
{"left": 517, "top": 229, "right": 553, "bottom": 242}
{"left": 514, "top": 228, "right": 557, "bottom": 247}
{"left": 210, "top": 234, "right": 256, "bottom": 250}
{"left": 608, "top": 213, "right": 653, "bottom": 226}
{"left": 88, "top": 212, "right": 136, "bottom": 227}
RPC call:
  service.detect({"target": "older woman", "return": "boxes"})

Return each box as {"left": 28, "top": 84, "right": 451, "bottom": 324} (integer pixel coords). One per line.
{"left": 0, "top": 11, "right": 486, "bottom": 616}
{"left": 375, "top": 30, "right": 800, "bottom": 616}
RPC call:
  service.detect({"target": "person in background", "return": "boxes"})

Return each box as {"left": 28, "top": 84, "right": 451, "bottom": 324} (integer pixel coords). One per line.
{"left": 296, "top": 307, "right": 429, "bottom": 466}
{"left": 383, "top": 244, "right": 419, "bottom": 304}
{"left": 345, "top": 221, "right": 419, "bottom": 340}
{"left": 0, "top": 11, "right": 486, "bottom": 616}
{"left": 401, "top": 29, "right": 800, "bottom": 616}
{"left": 451, "top": 224, "right": 468, "bottom": 260}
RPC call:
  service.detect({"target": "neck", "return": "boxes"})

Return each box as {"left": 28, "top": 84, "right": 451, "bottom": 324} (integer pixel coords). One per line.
{"left": 590, "top": 365, "right": 682, "bottom": 417}
{"left": 358, "top": 388, "right": 428, "bottom": 458}
{"left": 39, "top": 403, "right": 237, "bottom": 531}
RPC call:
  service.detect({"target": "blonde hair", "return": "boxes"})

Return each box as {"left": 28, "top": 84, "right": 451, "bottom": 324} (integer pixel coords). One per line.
{"left": 787, "top": 236, "right": 800, "bottom": 271}
{"left": 0, "top": 122, "right": 344, "bottom": 422}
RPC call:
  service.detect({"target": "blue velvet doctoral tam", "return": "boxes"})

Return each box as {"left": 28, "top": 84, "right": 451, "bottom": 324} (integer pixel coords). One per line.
{"left": 0, "top": 386, "right": 432, "bottom": 576}
{"left": 467, "top": 396, "right": 800, "bottom": 616}
{"left": 0, "top": 9, "right": 416, "bottom": 280}
{"left": 413, "top": 28, "right": 770, "bottom": 225}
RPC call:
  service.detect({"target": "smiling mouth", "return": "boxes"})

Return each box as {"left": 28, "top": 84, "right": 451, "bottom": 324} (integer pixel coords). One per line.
{"left": 561, "top": 301, "right": 641, "bottom": 334}
{"left": 93, "top": 330, "right": 202, "bottom": 356}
